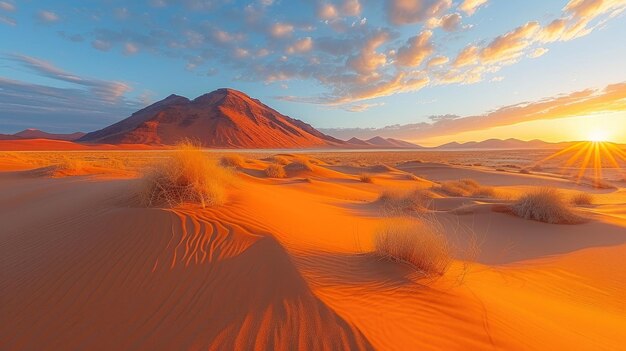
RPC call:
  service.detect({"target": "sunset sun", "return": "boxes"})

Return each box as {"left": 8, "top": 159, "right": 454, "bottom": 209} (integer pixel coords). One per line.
{"left": 587, "top": 130, "right": 609, "bottom": 142}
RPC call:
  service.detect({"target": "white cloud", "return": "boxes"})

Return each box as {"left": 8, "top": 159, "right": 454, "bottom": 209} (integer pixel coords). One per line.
{"left": 0, "top": 1, "right": 16, "bottom": 12}
{"left": 528, "top": 47, "right": 548, "bottom": 58}
{"left": 37, "top": 10, "right": 59, "bottom": 23}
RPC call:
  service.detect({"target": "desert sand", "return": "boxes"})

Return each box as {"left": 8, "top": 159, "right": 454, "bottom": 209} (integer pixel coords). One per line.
{"left": 1, "top": 148, "right": 625, "bottom": 350}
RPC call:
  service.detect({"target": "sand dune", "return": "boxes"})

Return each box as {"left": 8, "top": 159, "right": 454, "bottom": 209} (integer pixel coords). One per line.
{"left": 1, "top": 150, "right": 625, "bottom": 350}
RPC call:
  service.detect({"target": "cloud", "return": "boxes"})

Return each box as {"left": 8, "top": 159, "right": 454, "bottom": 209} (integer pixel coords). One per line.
{"left": 459, "top": 0, "right": 488, "bottom": 16}
{"left": 92, "top": 39, "right": 112, "bottom": 51}
{"left": 286, "top": 37, "right": 313, "bottom": 54}
{"left": 0, "top": 14, "right": 15, "bottom": 26}
{"left": 541, "top": 0, "right": 626, "bottom": 42}
{"left": 452, "top": 45, "right": 478, "bottom": 67}
{"left": 342, "top": 0, "right": 362, "bottom": 16}
{"left": 346, "top": 31, "right": 389, "bottom": 74}
{"left": 426, "top": 55, "right": 448, "bottom": 67}
{"left": 318, "top": 0, "right": 361, "bottom": 19}
{"left": 426, "top": 12, "right": 464, "bottom": 31}
{"left": 528, "top": 47, "right": 548, "bottom": 58}
{"left": 0, "top": 1, "right": 15, "bottom": 12}
{"left": 440, "top": 13, "right": 462, "bottom": 31}
{"left": 0, "top": 55, "right": 144, "bottom": 133}
{"left": 321, "top": 82, "right": 626, "bottom": 140}
{"left": 37, "top": 10, "right": 60, "bottom": 23}
{"left": 6, "top": 54, "right": 131, "bottom": 101}
{"left": 386, "top": 0, "right": 452, "bottom": 25}
{"left": 318, "top": 3, "right": 339, "bottom": 20}
{"left": 329, "top": 72, "right": 429, "bottom": 104}
{"left": 269, "top": 22, "right": 294, "bottom": 38}
{"left": 123, "top": 42, "right": 139, "bottom": 55}
{"left": 395, "top": 30, "right": 434, "bottom": 67}
{"left": 480, "top": 21, "right": 540, "bottom": 63}
{"left": 344, "top": 102, "right": 385, "bottom": 112}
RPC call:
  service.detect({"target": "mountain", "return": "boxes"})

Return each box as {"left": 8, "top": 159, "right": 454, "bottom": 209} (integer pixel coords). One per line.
{"left": 344, "top": 136, "right": 422, "bottom": 148}
{"left": 437, "top": 138, "right": 571, "bottom": 149}
{"left": 346, "top": 137, "right": 372, "bottom": 146}
{"left": 0, "top": 134, "right": 22, "bottom": 140}
{"left": 80, "top": 88, "right": 344, "bottom": 148}
{"left": 13, "top": 129, "right": 86, "bottom": 141}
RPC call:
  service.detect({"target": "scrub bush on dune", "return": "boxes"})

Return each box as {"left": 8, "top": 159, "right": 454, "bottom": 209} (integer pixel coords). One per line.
{"left": 140, "top": 140, "right": 232, "bottom": 208}
{"left": 220, "top": 154, "right": 246, "bottom": 168}
{"left": 377, "top": 188, "right": 433, "bottom": 215}
{"left": 510, "top": 187, "right": 583, "bottom": 224}
{"left": 437, "top": 179, "right": 495, "bottom": 198}
{"left": 359, "top": 173, "right": 375, "bottom": 183}
{"left": 265, "top": 164, "right": 286, "bottom": 178}
{"left": 570, "top": 192, "right": 593, "bottom": 206}
{"left": 374, "top": 217, "right": 451, "bottom": 277}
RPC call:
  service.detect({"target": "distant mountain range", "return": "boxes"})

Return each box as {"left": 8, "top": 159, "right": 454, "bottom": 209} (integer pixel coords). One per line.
{"left": 0, "top": 129, "right": 85, "bottom": 141}
{"left": 346, "top": 136, "right": 422, "bottom": 148}
{"left": 2, "top": 89, "right": 616, "bottom": 150}
{"left": 436, "top": 138, "right": 574, "bottom": 150}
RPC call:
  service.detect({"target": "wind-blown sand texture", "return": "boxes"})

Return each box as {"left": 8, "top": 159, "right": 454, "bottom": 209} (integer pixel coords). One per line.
{"left": 1, "top": 150, "right": 625, "bottom": 350}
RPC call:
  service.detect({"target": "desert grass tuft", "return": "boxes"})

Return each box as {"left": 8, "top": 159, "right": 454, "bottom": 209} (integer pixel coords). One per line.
{"left": 510, "top": 187, "right": 583, "bottom": 224}
{"left": 220, "top": 154, "right": 246, "bottom": 168}
{"left": 140, "top": 140, "right": 232, "bottom": 208}
{"left": 377, "top": 188, "right": 433, "bottom": 215}
{"left": 267, "top": 155, "right": 290, "bottom": 165}
{"left": 265, "top": 163, "right": 286, "bottom": 178}
{"left": 570, "top": 192, "right": 593, "bottom": 206}
{"left": 359, "top": 173, "right": 375, "bottom": 183}
{"left": 437, "top": 179, "right": 495, "bottom": 198}
{"left": 374, "top": 216, "right": 451, "bottom": 277}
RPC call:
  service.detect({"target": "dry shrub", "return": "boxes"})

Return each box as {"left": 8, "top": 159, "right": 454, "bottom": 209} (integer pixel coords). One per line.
{"left": 570, "top": 192, "right": 593, "bottom": 206}
{"left": 54, "top": 156, "right": 86, "bottom": 174}
{"left": 510, "top": 187, "right": 583, "bottom": 224}
{"left": 31, "top": 155, "right": 88, "bottom": 177}
{"left": 286, "top": 159, "right": 314, "bottom": 171}
{"left": 377, "top": 188, "right": 433, "bottom": 215}
{"left": 141, "top": 140, "right": 231, "bottom": 208}
{"left": 374, "top": 217, "right": 451, "bottom": 277}
{"left": 265, "top": 164, "right": 286, "bottom": 178}
{"left": 268, "top": 155, "right": 290, "bottom": 165}
{"left": 220, "top": 154, "right": 246, "bottom": 168}
{"left": 519, "top": 168, "right": 531, "bottom": 174}
{"left": 359, "top": 173, "right": 375, "bottom": 183}
{"left": 438, "top": 179, "right": 495, "bottom": 198}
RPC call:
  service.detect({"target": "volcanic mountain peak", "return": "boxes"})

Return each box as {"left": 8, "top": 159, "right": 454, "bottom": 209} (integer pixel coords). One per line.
{"left": 80, "top": 88, "right": 342, "bottom": 148}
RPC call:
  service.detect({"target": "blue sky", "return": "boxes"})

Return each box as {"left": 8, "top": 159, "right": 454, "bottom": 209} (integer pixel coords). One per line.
{"left": 1, "top": 0, "right": 625, "bottom": 144}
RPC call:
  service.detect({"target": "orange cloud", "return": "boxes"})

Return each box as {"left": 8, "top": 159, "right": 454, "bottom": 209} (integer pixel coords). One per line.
{"left": 480, "top": 21, "right": 540, "bottom": 63}
{"left": 395, "top": 31, "right": 434, "bottom": 67}
{"left": 322, "top": 82, "right": 626, "bottom": 140}
{"left": 459, "top": 0, "right": 488, "bottom": 16}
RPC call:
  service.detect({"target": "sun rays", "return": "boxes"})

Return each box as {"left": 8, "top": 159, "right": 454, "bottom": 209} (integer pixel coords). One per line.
{"left": 533, "top": 141, "right": 626, "bottom": 188}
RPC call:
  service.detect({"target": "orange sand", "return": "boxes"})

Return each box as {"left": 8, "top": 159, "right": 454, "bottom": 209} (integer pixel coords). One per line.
{"left": 1, "top": 151, "right": 624, "bottom": 350}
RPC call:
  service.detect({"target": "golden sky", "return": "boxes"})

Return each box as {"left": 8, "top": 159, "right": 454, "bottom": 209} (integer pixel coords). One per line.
{"left": 420, "top": 113, "right": 626, "bottom": 146}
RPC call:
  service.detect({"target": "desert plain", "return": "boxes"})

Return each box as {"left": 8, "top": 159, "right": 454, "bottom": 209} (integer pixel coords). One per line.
{"left": 1, "top": 144, "right": 625, "bottom": 350}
